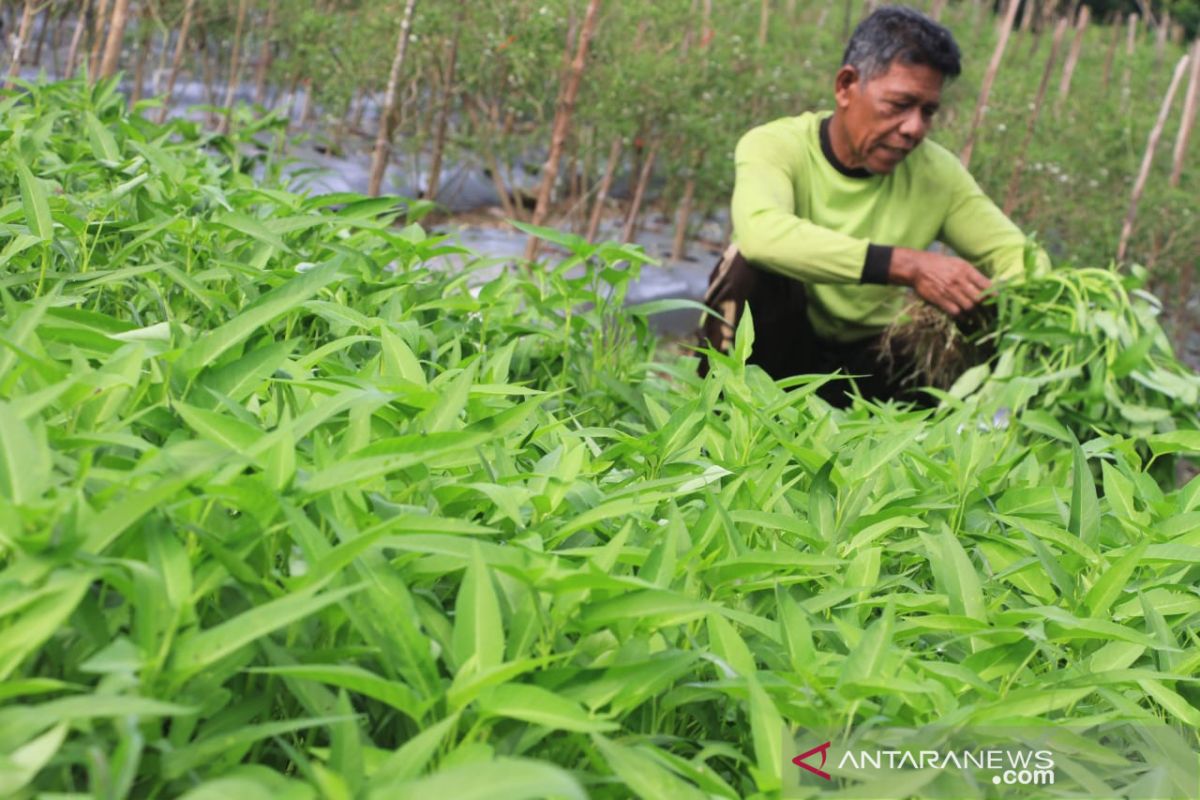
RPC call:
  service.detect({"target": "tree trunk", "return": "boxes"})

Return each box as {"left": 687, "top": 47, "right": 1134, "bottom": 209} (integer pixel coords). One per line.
{"left": 586, "top": 137, "right": 622, "bottom": 242}
{"left": 960, "top": 0, "right": 1021, "bottom": 168}
{"left": 1169, "top": 40, "right": 1200, "bottom": 188}
{"left": 1004, "top": 17, "right": 1069, "bottom": 214}
{"left": 426, "top": 25, "right": 460, "bottom": 201}
{"left": 65, "top": 0, "right": 91, "bottom": 78}
{"left": 1054, "top": 5, "right": 1089, "bottom": 113}
{"left": 218, "top": 0, "right": 249, "bottom": 135}
{"left": 5, "top": 0, "right": 36, "bottom": 89}
{"left": 621, "top": 141, "right": 658, "bottom": 244}
{"left": 1018, "top": 0, "right": 1036, "bottom": 34}
{"left": 98, "top": 0, "right": 131, "bottom": 79}
{"left": 254, "top": 0, "right": 277, "bottom": 106}
{"left": 1117, "top": 54, "right": 1190, "bottom": 261}
{"left": 88, "top": 0, "right": 112, "bottom": 79}
{"left": 367, "top": 0, "right": 418, "bottom": 198}
{"left": 157, "top": 0, "right": 196, "bottom": 124}
{"left": 524, "top": 0, "right": 601, "bottom": 260}
{"left": 929, "top": 0, "right": 947, "bottom": 23}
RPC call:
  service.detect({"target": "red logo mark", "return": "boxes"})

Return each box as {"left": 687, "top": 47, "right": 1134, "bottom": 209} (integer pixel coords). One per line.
{"left": 793, "top": 741, "right": 832, "bottom": 780}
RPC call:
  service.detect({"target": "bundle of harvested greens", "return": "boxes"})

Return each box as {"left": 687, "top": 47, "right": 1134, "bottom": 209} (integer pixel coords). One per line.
{"left": 880, "top": 264, "right": 1200, "bottom": 438}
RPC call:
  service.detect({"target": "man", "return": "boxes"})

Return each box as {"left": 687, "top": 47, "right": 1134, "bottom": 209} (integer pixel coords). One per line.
{"left": 700, "top": 5, "right": 1049, "bottom": 405}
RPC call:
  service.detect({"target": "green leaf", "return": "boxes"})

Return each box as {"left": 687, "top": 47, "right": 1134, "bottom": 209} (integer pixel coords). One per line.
{"left": 378, "top": 758, "right": 586, "bottom": 800}
{"left": 171, "top": 585, "right": 362, "bottom": 676}
{"left": 0, "top": 723, "right": 67, "bottom": 797}
{"left": 451, "top": 546, "right": 504, "bottom": 672}
{"left": 591, "top": 736, "right": 708, "bottom": 800}
{"left": 15, "top": 160, "right": 53, "bottom": 241}
{"left": 176, "top": 257, "right": 344, "bottom": 375}
{"left": 84, "top": 111, "right": 121, "bottom": 163}
{"left": 478, "top": 683, "right": 618, "bottom": 732}
{"left": 1084, "top": 542, "right": 1146, "bottom": 618}
{"left": 1069, "top": 439, "right": 1100, "bottom": 548}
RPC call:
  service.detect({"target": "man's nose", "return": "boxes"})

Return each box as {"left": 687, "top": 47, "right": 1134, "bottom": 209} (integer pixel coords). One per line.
{"left": 899, "top": 109, "right": 928, "bottom": 142}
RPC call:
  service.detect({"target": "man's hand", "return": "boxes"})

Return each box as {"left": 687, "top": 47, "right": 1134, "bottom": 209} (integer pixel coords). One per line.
{"left": 888, "top": 247, "right": 991, "bottom": 316}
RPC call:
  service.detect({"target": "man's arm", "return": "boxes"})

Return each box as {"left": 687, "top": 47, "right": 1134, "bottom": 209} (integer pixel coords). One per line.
{"left": 731, "top": 126, "right": 891, "bottom": 285}
{"left": 938, "top": 161, "right": 1051, "bottom": 282}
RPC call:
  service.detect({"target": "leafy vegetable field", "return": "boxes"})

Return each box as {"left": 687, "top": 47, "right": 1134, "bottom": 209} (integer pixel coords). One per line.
{"left": 2, "top": 81, "right": 1199, "bottom": 800}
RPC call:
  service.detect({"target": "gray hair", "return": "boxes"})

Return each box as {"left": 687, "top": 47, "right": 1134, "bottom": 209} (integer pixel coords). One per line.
{"left": 842, "top": 6, "right": 962, "bottom": 82}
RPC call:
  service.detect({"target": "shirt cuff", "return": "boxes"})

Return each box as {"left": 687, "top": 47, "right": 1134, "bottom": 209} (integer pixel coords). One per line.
{"left": 860, "top": 244, "right": 893, "bottom": 285}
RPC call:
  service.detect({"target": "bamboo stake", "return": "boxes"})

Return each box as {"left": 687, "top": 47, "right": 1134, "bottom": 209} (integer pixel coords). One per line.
{"left": 1004, "top": 17, "right": 1069, "bottom": 214}
{"left": 960, "top": 0, "right": 1021, "bottom": 168}
{"left": 4, "top": 0, "right": 35, "bottom": 89}
{"left": 157, "top": 0, "right": 195, "bottom": 124}
{"left": 671, "top": 163, "right": 698, "bottom": 261}
{"left": 1117, "top": 54, "right": 1190, "bottom": 262}
{"left": 758, "top": 0, "right": 770, "bottom": 46}
{"left": 1018, "top": 0, "right": 1036, "bottom": 34}
{"left": 218, "top": 0, "right": 248, "bottom": 135}
{"left": 1054, "top": 5, "right": 1089, "bottom": 113}
{"left": 426, "top": 25, "right": 460, "bottom": 202}
{"left": 31, "top": 2, "right": 51, "bottom": 69}
{"left": 253, "top": 0, "right": 277, "bottom": 106}
{"left": 1154, "top": 9, "right": 1169, "bottom": 70}
{"left": 65, "top": 0, "right": 90, "bottom": 77}
{"left": 621, "top": 141, "right": 658, "bottom": 244}
{"left": 1169, "top": 40, "right": 1200, "bottom": 187}
{"left": 585, "top": 137, "right": 622, "bottom": 242}
{"left": 929, "top": 0, "right": 946, "bottom": 23}
{"left": 129, "top": 6, "right": 151, "bottom": 106}
{"left": 88, "top": 0, "right": 111, "bottom": 79}
{"left": 1121, "top": 12, "right": 1138, "bottom": 113}
{"left": 524, "top": 0, "right": 601, "bottom": 261}
{"left": 367, "top": 0, "right": 418, "bottom": 198}
{"left": 1101, "top": 14, "right": 1121, "bottom": 90}
{"left": 97, "top": 0, "right": 131, "bottom": 79}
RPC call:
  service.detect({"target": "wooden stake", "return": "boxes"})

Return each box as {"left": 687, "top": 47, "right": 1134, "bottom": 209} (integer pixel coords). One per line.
{"left": 367, "top": 0, "right": 418, "bottom": 198}
{"left": 66, "top": 0, "right": 91, "bottom": 77}
{"left": 88, "top": 0, "right": 112, "bottom": 80}
{"left": 621, "top": 141, "right": 658, "bottom": 244}
{"left": 426, "top": 25, "right": 461, "bottom": 202}
{"left": 157, "top": 0, "right": 195, "bottom": 124}
{"left": 1121, "top": 12, "right": 1138, "bottom": 112}
{"left": 1101, "top": 14, "right": 1121, "bottom": 90}
{"left": 524, "top": 0, "right": 601, "bottom": 261}
{"left": 218, "top": 0, "right": 249, "bottom": 134}
{"left": 4, "top": 0, "right": 35, "bottom": 89}
{"left": 254, "top": 0, "right": 278, "bottom": 106}
{"left": 98, "top": 0, "right": 131, "bottom": 79}
{"left": 1054, "top": 5, "right": 1089, "bottom": 113}
{"left": 1004, "top": 17, "right": 1069, "bottom": 214}
{"left": 585, "top": 137, "right": 622, "bottom": 242}
{"left": 671, "top": 170, "right": 697, "bottom": 262}
{"left": 1169, "top": 39, "right": 1200, "bottom": 187}
{"left": 960, "top": 0, "right": 1021, "bottom": 168}
{"left": 1117, "top": 54, "right": 1190, "bottom": 262}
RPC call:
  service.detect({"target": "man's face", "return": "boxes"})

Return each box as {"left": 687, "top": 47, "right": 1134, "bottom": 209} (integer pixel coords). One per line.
{"left": 834, "top": 60, "right": 945, "bottom": 174}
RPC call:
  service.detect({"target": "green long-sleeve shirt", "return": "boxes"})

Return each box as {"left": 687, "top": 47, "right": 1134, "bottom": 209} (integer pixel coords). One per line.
{"left": 731, "top": 110, "right": 1049, "bottom": 342}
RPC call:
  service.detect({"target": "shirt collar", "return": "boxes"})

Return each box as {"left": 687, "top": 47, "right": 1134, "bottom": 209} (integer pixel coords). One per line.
{"left": 819, "top": 115, "right": 873, "bottom": 179}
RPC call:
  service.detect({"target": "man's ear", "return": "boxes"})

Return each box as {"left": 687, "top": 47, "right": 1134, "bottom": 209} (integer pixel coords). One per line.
{"left": 834, "top": 65, "right": 860, "bottom": 110}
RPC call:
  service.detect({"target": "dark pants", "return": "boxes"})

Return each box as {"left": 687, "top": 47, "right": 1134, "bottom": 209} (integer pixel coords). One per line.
{"left": 699, "top": 247, "right": 918, "bottom": 408}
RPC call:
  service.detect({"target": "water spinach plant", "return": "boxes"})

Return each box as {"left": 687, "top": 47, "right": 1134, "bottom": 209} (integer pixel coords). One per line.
{"left": 1, "top": 80, "right": 1198, "bottom": 799}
